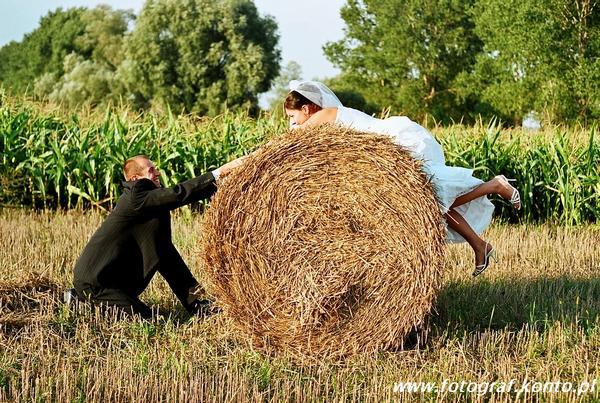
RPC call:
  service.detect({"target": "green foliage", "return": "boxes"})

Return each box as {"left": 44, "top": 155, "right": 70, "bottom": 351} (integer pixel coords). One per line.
{"left": 328, "top": 0, "right": 600, "bottom": 125}
{"left": 266, "top": 61, "right": 303, "bottom": 114}
{"left": 0, "top": 2, "right": 279, "bottom": 114}
{"left": 459, "top": 0, "right": 600, "bottom": 125}
{"left": 34, "top": 54, "right": 122, "bottom": 107}
{"left": 439, "top": 123, "right": 600, "bottom": 224}
{"left": 75, "top": 6, "right": 134, "bottom": 69}
{"left": 0, "top": 6, "right": 133, "bottom": 107}
{"left": 325, "top": 0, "right": 483, "bottom": 123}
{"left": 0, "top": 98, "right": 598, "bottom": 224}
{"left": 0, "top": 8, "right": 88, "bottom": 93}
{"left": 123, "top": 0, "right": 281, "bottom": 115}
{"left": 0, "top": 98, "right": 283, "bottom": 209}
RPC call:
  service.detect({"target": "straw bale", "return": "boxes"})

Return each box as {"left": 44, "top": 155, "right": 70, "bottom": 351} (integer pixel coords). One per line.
{"left": 201, "top": 125, "right": 445, "bottom": 358}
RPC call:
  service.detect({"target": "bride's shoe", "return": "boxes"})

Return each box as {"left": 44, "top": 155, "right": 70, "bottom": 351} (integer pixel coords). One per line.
{"left": 472, "top": 242, "right": 496, "bottom": 277}
{"left": 496, "top": 175, "right": 521, "bottom": 210}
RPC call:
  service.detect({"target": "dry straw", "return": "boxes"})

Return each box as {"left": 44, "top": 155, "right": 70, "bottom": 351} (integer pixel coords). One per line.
{"left": 201, "top": 125, "right": 446, "bottom": 359}
{"left": 0, "top": 274, "right": 60, "bottom": 335}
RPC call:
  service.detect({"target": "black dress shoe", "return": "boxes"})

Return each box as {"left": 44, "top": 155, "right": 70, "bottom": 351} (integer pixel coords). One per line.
{"left": 188, "top": 299, "right": 221, "bottom": 317}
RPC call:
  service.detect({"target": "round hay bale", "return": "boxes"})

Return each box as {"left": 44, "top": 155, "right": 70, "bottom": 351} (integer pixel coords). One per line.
{"left": 201, "top": 125, "right": 445, "bottom": 358}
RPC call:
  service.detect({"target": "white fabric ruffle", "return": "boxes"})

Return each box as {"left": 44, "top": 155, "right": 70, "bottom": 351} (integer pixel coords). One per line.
{"left": 335, "top": 106, "right": 494, "bottom": 243}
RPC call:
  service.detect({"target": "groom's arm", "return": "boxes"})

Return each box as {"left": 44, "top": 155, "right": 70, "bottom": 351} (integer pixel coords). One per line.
{"left": 132, "top": 157, "right": 246, "bottom": 211}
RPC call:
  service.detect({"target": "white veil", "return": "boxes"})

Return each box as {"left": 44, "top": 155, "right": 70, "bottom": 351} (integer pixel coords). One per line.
{"left": 288, "top": 80, "right": 343, "bottom": 108}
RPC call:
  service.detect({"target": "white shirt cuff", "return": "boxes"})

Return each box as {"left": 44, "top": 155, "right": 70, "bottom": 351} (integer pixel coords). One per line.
{"left": 212, "top": 169, "right": 221, "bottom": 180}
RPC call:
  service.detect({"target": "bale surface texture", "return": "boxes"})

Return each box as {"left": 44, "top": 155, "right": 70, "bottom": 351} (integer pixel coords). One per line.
{"left": 202, "top": 125, "right": 445, "bottom": 358}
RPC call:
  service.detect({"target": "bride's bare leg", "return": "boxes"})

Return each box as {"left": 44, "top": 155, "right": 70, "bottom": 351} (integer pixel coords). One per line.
{"left": 451, "top": 176, "right": 520, "bottom": 209}
{"left": 445, "top": 208, "right": 492, "bottom": 268}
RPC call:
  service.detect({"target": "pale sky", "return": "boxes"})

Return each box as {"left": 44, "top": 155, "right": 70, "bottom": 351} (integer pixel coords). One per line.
{"left": 0, "top": 0, "right": 346, "bottom": 82}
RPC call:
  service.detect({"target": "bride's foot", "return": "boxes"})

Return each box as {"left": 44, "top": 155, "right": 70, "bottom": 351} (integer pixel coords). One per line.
{"left": 493, "top": 175, "right": 521, "bottom": 210}
{"left": 473, "top": 241, "right": 495, "bottom": 277}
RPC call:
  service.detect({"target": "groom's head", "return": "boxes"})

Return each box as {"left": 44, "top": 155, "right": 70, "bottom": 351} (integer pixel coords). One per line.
{"left": 123, "top": 155, "right": 161, "bottom": 188}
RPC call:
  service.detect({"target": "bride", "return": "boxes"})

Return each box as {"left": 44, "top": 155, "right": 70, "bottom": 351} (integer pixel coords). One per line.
{"left": 283, "top": 80, "right": 520, "bottom": 276}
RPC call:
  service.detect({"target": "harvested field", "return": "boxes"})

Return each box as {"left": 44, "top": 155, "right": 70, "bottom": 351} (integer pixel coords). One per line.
{"left": 0, "top": 209, "right": 598, "bottom": 401}
{"left": 0, "top": 275, "right": 60, "bottom": 335}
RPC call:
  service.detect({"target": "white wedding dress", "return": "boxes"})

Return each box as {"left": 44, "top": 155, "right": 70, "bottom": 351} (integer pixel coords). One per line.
{"left": 335, "top": 106, "right": 494, "bottom": 243}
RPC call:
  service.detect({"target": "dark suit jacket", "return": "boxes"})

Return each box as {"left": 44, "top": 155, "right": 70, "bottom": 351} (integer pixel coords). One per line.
{"left": 73, "top": 172, "right": 217, "bottom": 298}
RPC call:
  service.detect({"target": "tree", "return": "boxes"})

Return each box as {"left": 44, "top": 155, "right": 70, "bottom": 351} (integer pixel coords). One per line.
{"left": 75, "top": 6, "right": 135, "bottom": 70}
{"left": 324, "top": 0, "right": 483, "bottom": 123}
{"left": 323, "top": 74, "right": 381, "bottom": 115}
{"left": 34, "top": 54, "right": 123, "bottom": 107}
{"left": 0, "top": 8, "right": 87, "bottom": 93}
{"left": 266, "top": 60, "right": 303, "bottom": 113}
{"left": 464, "top": 0, "right": 600, "bottom": 124}
{"left": 123, "top": 0, "right": 281, "bottom": 115}
{"left": 32, "top": 6, "right": 134, "bottom": 107}
{"left": 0, "top": 5, "right": 133, "bottom": 106}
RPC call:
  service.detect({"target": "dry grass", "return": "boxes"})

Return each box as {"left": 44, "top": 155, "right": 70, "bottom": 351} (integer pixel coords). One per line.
{"left": 202, "top": 125, "right": 445, "bottom": 359}
{"left": 0, "top": 208, "right": 598, "bottom": 401}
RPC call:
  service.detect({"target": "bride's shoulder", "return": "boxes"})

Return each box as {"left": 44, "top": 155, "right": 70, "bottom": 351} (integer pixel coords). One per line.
{"left": 309, "top": 107, "right": 338, "bottom": 125}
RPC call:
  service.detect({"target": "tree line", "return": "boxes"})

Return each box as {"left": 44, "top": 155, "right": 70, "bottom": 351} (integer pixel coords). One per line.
{"left": 325, "top": 0, "right": 600, "bottom": 125}
{"left": 0, "top": 0, "right": 280, "bottom": 116}
{"left": 0, "top": 0, "right": 598, "bottom": 125}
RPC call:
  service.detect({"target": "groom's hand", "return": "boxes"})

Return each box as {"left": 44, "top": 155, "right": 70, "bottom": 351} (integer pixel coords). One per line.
{"left": 217, "top": 156, "right": 246, "bottom": 178}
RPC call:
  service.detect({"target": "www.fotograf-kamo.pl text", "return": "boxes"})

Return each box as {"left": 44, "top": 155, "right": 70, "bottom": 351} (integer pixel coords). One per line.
{"left": 393, "top": 379, "right": 597, "bottom": 396}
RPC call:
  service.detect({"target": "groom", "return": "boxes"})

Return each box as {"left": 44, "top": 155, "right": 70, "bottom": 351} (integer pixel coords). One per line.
{"left": 69, "top": 154, "right": 243, "bottom": 318}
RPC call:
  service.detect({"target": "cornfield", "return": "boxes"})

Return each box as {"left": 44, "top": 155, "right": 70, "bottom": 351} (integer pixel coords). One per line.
{"left": 439, "top": 122, "right": 599, "bottom": 224}
{"left": 1, "top": 96, "right": 598, "bottom": 223}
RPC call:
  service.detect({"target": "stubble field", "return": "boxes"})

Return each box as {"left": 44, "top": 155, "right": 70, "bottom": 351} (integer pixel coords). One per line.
{"left": 0, "top": 208, "right": 598, "bottom": 401}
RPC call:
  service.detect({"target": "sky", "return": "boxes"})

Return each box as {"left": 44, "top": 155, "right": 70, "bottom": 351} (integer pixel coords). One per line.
{"left": 0, "top": 0, "right": 346, "bottom": 81}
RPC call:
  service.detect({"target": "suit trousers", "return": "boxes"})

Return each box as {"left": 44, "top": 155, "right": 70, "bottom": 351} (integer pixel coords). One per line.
{"left": 75, "top": 258, "right": 198, "bottom": 319}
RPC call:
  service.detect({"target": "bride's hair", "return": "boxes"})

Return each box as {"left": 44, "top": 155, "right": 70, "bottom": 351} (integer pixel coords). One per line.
{"left": 284, "top": 91, "right": 321, "bottom": 111}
